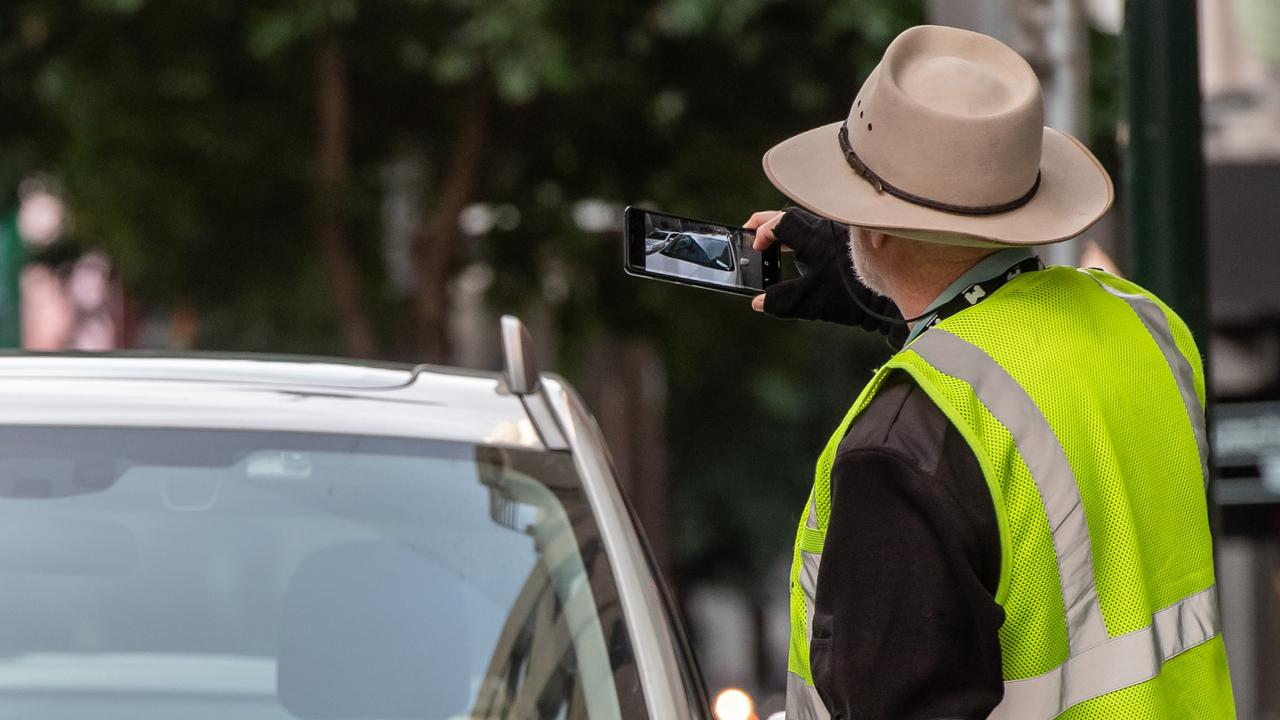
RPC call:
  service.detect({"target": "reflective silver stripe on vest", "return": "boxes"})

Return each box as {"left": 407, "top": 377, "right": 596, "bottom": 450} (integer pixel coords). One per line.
{"left": 786, "top": 670, "right": 832, "bottom": 720}
{"left": 800, "top": 549, "right": 820, "bottom": 643}
{"left": 788, "top": 496, "right": 826, "bottom": 719}
{"left": 800, "top": 494, "right": 822, "bottom": 655}
{"left": 1079, "top": 271, "right": 1211, "bottom": 489}
{"left": 783, "top": 491, "right": 824, "bottom": 717}
{"left": 989, "top": 586, "right": 1221, "bottom": 720}
{"left": 912, "top": 329, "right": 1110, "bottom": 655}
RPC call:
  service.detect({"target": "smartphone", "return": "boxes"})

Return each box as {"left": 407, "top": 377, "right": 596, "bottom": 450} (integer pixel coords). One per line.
{"left": 624, "top": 206, "right": 780, "bottom": 297}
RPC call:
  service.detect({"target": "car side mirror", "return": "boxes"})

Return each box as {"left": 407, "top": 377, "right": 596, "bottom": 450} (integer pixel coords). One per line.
{"left": 497, "top": 315, "right": 568, "bottom": 450}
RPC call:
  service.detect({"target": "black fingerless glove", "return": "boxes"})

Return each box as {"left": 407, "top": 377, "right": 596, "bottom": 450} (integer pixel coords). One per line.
{"left": 761, "top": 207, "right": 907, "bottom": 344}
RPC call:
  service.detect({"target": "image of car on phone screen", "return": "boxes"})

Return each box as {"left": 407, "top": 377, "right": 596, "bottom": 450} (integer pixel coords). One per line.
{"left": 644, "top": 231, "right": 749, "bottom": 288}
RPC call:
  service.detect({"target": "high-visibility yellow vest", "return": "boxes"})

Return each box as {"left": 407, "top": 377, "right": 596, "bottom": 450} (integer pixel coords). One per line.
{"left": 785, "top": 267, "right": 1235, "bottom": 720}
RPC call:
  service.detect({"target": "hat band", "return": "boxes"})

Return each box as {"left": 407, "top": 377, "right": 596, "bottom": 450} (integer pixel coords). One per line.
{"left": 837, "top": 122, "right": 1042, "bottom": 216}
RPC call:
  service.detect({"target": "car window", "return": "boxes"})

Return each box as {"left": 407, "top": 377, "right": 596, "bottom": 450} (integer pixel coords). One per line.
{"left": 0, "top": 427, "right": 647, "bottom": 720}
{"left": 660, "top": 235, "right": 731, "bottom": 271}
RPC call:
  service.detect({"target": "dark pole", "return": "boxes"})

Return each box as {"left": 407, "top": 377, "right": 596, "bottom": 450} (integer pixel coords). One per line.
{"left": 1123, "top": 2, "right": 1223, "bottom": 549}
{"left": 1123, "top": 0, "right": 1207, "bottom": 344}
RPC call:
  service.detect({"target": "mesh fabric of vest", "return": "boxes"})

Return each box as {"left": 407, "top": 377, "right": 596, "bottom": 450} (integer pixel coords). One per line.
{"left": 788, "top": 267, "right": 1233, "bottom": 715}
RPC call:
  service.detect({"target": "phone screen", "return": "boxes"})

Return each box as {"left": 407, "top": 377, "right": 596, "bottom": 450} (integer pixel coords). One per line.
{"left": 624, "top": 207, "right": 778, "bottom": 296}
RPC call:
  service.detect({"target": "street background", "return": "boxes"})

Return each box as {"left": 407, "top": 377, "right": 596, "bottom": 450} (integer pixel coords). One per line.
{"left": 3, "top": 0, "right": 1280, "bottom": 717}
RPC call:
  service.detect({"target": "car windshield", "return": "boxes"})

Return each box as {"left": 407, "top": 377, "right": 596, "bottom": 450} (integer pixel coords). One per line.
{"left": 0, "top": 426, "right": 645, "bottom": 720}
{"left": 660, "top": 235, "right": 732, "bottom": 271}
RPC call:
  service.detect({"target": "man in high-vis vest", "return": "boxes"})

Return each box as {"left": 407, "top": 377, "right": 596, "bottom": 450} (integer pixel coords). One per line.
{"left": 743, "top": 25, "right": 1236, "bottom": 720}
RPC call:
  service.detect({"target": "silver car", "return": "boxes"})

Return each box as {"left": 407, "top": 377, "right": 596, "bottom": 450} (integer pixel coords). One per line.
{"left": 644, "top": 232, "right": 743, "bottom": 287}
{"left": 0, "top": 317, "right": 710, "bottom": 720}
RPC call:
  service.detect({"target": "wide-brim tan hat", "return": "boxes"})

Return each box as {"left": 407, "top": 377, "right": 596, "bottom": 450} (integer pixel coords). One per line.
{"left": 763, "top": 25, "right": 1113, "bottom": 246}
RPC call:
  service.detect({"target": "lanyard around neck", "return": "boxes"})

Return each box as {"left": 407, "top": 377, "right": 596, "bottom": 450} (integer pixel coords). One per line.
{"left": 900, "top": 255, "right": 1045, "bottom": 348}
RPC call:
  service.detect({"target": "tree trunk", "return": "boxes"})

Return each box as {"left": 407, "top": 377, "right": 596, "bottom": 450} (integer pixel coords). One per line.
{"left": 410, "top": 75, "right": 491, "bottom": 364}
{"left": 315, "top": 32, "right": 376, "bottom": 359}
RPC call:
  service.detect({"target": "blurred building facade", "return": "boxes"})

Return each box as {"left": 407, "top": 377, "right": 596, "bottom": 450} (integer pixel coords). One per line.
{"left": 1202, "top": 2, "right": 1280, "bottom": 719}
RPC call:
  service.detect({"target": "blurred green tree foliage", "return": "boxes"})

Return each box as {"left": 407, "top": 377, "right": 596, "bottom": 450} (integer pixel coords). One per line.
{"left": 0, "top": 0, "right": 923, "bottom": 588}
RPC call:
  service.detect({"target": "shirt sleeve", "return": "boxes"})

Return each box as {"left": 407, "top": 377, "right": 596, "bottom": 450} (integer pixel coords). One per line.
{"left": 808, "top": 382, "right": 1005, "bottom": 719}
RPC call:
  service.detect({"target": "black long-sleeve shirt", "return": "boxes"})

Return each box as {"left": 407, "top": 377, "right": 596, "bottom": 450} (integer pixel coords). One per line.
{"left": 809, "top": 372, "right": 1006, "bottom": 720}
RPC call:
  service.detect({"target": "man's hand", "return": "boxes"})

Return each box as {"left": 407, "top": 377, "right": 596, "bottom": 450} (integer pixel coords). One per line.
{"left": 744, "top": 207, "right": 905, "bottom": 341}
{"left": 743, "top": 210, "right": 787, "bottom": 313}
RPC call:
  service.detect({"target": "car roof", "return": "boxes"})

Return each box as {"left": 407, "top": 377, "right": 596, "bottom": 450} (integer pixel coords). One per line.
{"left": 0, "top": 353, "right": 544, "bottom": 449}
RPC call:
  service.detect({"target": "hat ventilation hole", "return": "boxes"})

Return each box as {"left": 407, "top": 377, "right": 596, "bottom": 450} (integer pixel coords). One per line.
{"left": 867, "top": 123, "right": 873, "bottom": 131}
